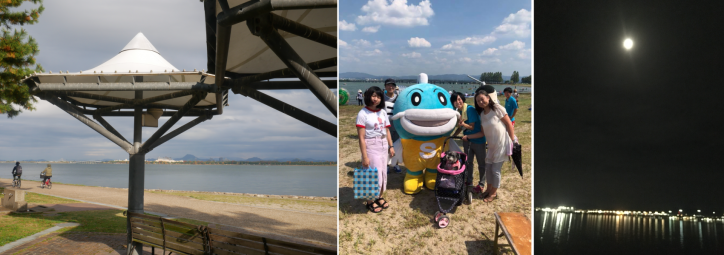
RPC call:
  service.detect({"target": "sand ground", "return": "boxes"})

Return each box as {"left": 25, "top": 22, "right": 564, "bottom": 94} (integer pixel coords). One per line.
{"left": 0, "top": 178, "right": 337, "bottom": 249}
{"left": 338, "top": 95, "right": 532, "bottom": 254}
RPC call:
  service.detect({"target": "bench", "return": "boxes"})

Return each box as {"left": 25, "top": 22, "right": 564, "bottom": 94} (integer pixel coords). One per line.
{"left": 493, "top": 212, "right": 531, "bottom": 255}
{"left": 125, "top": 211, "right": 336, "bottom": 255}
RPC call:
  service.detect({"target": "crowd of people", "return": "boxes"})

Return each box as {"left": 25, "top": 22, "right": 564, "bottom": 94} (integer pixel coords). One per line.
{"left": 354, "top": 78, "right": 521, "bottom": 212}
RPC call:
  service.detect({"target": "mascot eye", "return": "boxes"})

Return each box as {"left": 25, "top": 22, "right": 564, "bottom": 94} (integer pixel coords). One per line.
{"left": 438, "top": 92, "right": 447, "bottom": 106}
{"left": 411, "top": 92, "right": 421, "bottom": 106}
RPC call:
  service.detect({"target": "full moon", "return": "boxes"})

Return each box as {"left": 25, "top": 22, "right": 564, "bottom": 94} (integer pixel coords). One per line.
{"left": 623, "top": 39, "right": 633, "bottom": 50}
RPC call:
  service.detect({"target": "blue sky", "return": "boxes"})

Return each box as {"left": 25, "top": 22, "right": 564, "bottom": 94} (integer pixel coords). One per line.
{"left": 339, "top": 0, "right": 531, "bottom": 77}
{"left": 0, "top": 1, "right": 336, "bottom": 161}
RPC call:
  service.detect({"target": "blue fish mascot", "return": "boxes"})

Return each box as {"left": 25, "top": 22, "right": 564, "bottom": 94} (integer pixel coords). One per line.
{"left": 390, "top": 73, "right": 460, "bottom": 194}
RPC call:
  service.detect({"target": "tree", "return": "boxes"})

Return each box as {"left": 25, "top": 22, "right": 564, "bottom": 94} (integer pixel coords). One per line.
{"left": 521, "top": 75, "right": 531, "bottom": 84}
{"left": 0, "top": 0, "right": 44, "bottom": 118}
{"left": 511, "top": 71, "right": 520, "bottom": 84}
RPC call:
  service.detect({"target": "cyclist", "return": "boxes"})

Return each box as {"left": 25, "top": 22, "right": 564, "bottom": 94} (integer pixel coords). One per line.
{"left": 12, "top": 162, "right": 22, "bottom": 184}
{"left": 41, "top": 163, "right": 52, "bottom": 186}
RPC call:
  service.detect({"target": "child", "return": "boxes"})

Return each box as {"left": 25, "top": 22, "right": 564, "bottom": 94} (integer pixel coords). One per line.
{"left": 356, "top": 86, "right": 395, "bottom": 213}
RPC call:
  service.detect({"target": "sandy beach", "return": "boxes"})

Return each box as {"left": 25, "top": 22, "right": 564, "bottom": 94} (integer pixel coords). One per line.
{"left": 0, "top": 178, "right": 337, "bottom": 249}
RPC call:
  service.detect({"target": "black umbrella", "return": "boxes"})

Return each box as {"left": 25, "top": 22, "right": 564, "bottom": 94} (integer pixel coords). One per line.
{"left": 511, "top": 142, "right": 523, "bottom": 178}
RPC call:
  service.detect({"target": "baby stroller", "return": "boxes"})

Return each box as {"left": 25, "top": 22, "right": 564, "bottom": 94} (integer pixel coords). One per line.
{"left": 433, "top": 137, "right": 468, "bottom": 228}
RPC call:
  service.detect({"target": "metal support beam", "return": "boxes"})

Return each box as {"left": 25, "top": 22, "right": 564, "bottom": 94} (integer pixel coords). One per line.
{"left": 95, "top": 90, "right": 198, "bottom": 115}
{"left": 58, "top": 91, "right": 134, "bottom": 104}
{"left": 93, "top": 114, "right": 130, "bottom": 145}
{"left": 251, "top": 16, "right": 337, "bottom": 116}
{"left": 45, "top": 96, "right": 133, "bottom": 153}
{"left": 36, "top": 82, "right": 216, "bottom": 92}
{"left": 268, "top": 13, "right": 336, "bottom": 48}
{"left": 146, "top": 114, "right": 212, "bottom": 152}
{"left": 217, "top": 0, "right": 337, "bottom": 27}
{"left": 214, "top": 23, "right": 232, "bottom": 115}
{"left": 233, "top": 87, "right": 335, "bottom": 137}
{"left": 223, "top": 57, "right": 336, "bottom": 89}
{"left": 245, "top": 80, "right": 336, "bottom": 90}
{"left": 128, "top": 90, "right": 145, "bottom": 255}
{"left": 139, "top": 92, "right": 207, "bottom": 153}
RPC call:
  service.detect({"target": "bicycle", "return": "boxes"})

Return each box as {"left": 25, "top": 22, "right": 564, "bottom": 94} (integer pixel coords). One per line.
{"left": 40, "top": 173, "right": 52, "bottom": 189}
{"left": 12, "top": 176, "right": 21, "bottom": 188}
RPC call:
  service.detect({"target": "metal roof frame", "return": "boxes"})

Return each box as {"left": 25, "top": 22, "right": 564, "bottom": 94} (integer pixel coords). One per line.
{"left": 205, "top": 0, "right": 337, "bottom": 138}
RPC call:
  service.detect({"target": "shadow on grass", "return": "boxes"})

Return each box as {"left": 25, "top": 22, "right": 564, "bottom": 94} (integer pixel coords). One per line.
{"left": 143, "top": 203, "right": 337, "bottom": 249}
{"left": 346, "top": 134, "right": 359, "bottom": 140}
{"left": 465, "top": 239, "right": 505, "bottom": 255}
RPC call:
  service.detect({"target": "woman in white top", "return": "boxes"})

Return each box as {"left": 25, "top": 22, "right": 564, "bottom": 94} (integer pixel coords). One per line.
{"left": 356, "top": 86, "right": 395, "bottom": 213}
{"left": 462, "top": 89, "right": 517, "bottom": 202}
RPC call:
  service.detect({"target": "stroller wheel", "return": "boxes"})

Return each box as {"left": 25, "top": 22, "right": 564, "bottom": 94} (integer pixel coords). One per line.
{"left": 434, "top": 211, "right": 444, "bottom": 222}
{"left": 438, "top": 215, "right": 450, "bottom": 228}
{"left": 465, "top": 191, "right": 473, "bottom": 205}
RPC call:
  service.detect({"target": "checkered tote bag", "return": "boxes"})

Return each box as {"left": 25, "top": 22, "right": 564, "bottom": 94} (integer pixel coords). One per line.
{"left": 353, "top": 168, "right": 379, "bottom": 200}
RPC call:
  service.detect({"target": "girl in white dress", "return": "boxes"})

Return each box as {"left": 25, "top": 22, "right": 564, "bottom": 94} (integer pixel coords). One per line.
{"left": 462, "top": 89, "right": 517, "bottom": 202}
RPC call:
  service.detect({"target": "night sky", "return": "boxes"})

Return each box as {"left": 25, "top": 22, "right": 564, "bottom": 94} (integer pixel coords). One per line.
{"left": 534, "top": 1, "right": 724, "bottom": 215}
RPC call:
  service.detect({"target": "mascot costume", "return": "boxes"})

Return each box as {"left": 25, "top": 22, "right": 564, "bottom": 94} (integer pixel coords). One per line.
{"left": 389, "top": 73, "right": 462, "bottom": 194}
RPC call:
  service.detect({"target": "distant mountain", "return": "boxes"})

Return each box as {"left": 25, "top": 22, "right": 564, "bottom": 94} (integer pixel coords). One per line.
{"left": 168, "top": 154, "right": 334, "bottom": 162}
{"left": 340, "top": 72, "right": 514, "bottom": 82}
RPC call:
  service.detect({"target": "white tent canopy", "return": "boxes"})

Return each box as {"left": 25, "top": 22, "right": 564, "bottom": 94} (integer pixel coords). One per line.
{"left": 25, "top": 32, "right": 220, "bottom": 109}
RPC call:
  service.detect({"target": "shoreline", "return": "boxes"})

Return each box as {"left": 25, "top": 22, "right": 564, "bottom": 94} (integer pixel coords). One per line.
{"left": 1, "top": 162, "right": 336, "bottom": 166}
{"left": 4, "top": 178, "right": 337, "bottom": 201}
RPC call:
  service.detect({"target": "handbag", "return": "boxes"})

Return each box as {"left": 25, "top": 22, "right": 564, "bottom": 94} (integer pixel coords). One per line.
{"left": 353, "top": 168, "right": 379, "bottom": 200}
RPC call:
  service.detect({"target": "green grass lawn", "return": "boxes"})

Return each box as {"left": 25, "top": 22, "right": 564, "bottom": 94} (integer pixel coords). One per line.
{"left": 0, "top": 187, "right": 79, "bottom": 204}
{"left": 0, "top": 209, "right": 128, "bottom": 246}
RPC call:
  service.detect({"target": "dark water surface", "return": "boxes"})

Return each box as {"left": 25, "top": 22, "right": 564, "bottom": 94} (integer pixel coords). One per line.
{"left": 1, "top": 163, "right": 336, "bottom": 197}
{"left": 535, "top": 211, "right": 724, "bottom": 254}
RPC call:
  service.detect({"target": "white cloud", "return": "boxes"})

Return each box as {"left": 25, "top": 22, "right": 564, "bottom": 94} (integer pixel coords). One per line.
{"left": 517, "top": 48, "right": 531, "bottom": 59}
{"left": 458, "top": 57, "right": 472, "bottom": 63}
{"left": 499, "top": 40, "right": 526, "bottom": 50}
{"left": 374, "top": 40, "right": 384, "bottom": 48}
{"left": 433, "top": 50, "right": 455, "bottom": 56}
{"left": 408, "top": 37, "right": 431, "bottom": 48}
{"left": 442, "top": 36, "right": 496, "bottom": 51}
{"left": 339, "top": 20, "right": 357, "bottom": 31}
{"left": 384, "top": 59, "right": 393, "bottom": 63}
{"left": 362, "top": 49, "right": 384, "bottom": 56}
{"left": 352, "top": 39, "right": 372, "bottom": 47}
{"left": 362, "top": 26, "right": 380, "bottom": 33}
{"left": 356, "top": 0, "right": 434, "bottom": 27}
{"left": 481, "top": 48, "right": 498, "bottom": 56}
{"left": 493, "top": 9, "right": 531, "bottom": 37}
{"left": 339, "top": 39, "right": 348, "bottom": 48}
{"left": 402, "top": 52, "right": 422, "bottom": 58}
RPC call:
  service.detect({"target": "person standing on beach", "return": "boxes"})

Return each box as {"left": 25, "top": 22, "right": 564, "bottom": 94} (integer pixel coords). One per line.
{"left": 383, "top": 78, "right": 401, "bottom": 174}
{"left": 356, "top": 86, "right": 395, "bottom": 213}
{"left": 357, "top": 90, "right": 364, "bottom": 105}
{"left": 463, "top": 89, "right": 517, "bottom": 202}
{"left": 503, "top": 87, "right": 519, "bottom": 126}
{"left": 513, "top": 88, "right": 519, "bottom": 102}
{"left": 450, "top": 92, "right": 487, "bottom": 195}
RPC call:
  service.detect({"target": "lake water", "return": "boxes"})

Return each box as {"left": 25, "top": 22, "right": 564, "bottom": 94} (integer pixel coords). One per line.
{"left": 535, "top": 211, "right": 724, "bottom": 254}
{"left": 340, "top": 81, "right": 530, "bottom": 105}
{"left": 1, "top": 163, "right": 336, "bottom": 197}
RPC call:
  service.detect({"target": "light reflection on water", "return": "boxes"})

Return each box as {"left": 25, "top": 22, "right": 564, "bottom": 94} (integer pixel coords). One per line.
{"left": 536, "top": 211, "right": 724, "bottom": 254}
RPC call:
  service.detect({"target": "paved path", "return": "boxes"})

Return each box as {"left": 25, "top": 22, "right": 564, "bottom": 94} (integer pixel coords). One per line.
{"left": 0, "top": 179, "right": 337, "bottom": 249}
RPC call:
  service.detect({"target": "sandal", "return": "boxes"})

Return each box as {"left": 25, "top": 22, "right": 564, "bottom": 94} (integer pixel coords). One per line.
{"left": 483, "top": 193, "right": 498, "bottom": 203}
{"left": 375, "top": 197, "right": 389, "bottom": 210}
{"left": 365, "top": 201, "right": 382, "bottom": 213}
